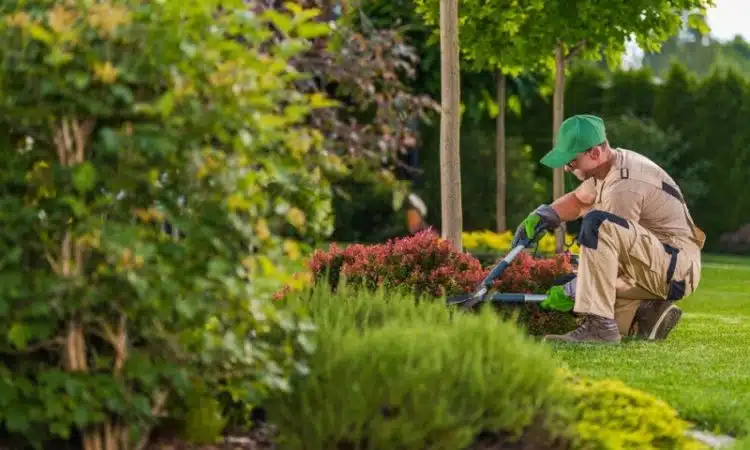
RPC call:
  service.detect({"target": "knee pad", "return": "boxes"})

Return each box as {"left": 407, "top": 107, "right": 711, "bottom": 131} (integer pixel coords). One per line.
{"left": 578, "top": 210, "right": 629, "bottom": 250}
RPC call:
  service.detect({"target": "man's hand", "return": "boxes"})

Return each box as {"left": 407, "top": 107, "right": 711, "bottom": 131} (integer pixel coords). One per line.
{"left": 511, "top": 204, "right": 561, "bottom": 247}
{"left": 540, "top": 276, "right": 576, "bottom": 312}
{"left": 540, "top": 285, "right": 574, "bottom": 312}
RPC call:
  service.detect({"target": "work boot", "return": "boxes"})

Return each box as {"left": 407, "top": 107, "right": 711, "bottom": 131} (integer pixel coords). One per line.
{"left": 544, "top": 314, "right": 621, "bottom": 344}
{"left": 632, "top": 300, "right": 683, "bottom": 340}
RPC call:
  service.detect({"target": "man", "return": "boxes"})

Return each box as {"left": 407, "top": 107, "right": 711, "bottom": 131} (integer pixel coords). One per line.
{"left": 512, "top": 114, "right": 705, "bottom": 344}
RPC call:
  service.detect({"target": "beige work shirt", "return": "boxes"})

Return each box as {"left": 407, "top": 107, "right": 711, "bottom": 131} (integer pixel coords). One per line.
{"left": 574, "top": 148, "right": 703, "bottom": 252}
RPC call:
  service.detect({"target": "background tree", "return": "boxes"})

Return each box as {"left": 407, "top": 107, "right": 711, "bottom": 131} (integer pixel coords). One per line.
{"left": 415, "top": 0, "right": 548, "bottom": 234}
{"left": 439, "top": 0, "right": 463, "bottom": 249}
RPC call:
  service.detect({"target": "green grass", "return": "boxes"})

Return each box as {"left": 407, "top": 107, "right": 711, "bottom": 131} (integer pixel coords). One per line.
{"left": 550, "top": 253, "right": 750, "bottom": 438}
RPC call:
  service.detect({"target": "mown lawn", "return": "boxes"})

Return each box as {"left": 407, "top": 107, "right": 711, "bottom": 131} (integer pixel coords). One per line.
{"left": 550, "top": 253, "right": 750, "bottom": 438}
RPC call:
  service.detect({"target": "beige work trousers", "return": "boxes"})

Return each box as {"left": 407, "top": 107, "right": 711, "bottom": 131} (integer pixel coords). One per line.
{"left": 573, "top": 210, "right": 701, "bottom": 335}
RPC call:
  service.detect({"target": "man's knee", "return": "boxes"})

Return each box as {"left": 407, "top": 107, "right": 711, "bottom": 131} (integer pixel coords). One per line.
{"left": 578, "top": 209, "right": 629, "bottom": 250}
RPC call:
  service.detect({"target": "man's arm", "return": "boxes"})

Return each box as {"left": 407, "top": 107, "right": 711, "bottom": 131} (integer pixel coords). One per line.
{"left": 550, "top": 190, "right": 593, "bottom": 222}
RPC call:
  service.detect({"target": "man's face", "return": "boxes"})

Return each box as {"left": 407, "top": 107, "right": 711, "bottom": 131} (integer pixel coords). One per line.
{"left": 563, "top": 147, "right": 602, "bottom": 181}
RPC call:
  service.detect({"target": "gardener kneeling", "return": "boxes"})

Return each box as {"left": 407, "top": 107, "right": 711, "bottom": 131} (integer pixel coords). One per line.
{"left": 512, "top": 115, "right": 705, "bottom": 344}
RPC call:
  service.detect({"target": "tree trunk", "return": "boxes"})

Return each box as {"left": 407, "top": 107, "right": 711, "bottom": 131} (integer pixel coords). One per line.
{"left": 439, "top": 0, "right": 463, "bottom": 250}
{"left": 495, "top": 70, "right": 507, "bottom": 233}
{"left": 552, "top": 41, "right": 566, "bottom": 253}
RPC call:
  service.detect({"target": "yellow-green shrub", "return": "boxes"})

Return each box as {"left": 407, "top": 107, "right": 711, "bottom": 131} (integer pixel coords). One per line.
{"left": 560, "top": 370, "right": 708, "bottom": 450}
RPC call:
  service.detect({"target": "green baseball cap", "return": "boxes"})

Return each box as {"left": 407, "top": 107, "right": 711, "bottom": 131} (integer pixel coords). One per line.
{"left": 540, "top": 114, "right": 607, "bottom": 168}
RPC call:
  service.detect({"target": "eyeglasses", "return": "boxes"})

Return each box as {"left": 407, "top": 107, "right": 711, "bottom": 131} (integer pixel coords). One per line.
{"left": 565, "top": 148, "right": 593, "bottom": 170}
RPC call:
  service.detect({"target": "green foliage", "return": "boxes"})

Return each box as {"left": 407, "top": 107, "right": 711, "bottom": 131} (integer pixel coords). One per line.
{"left": 543, "top": 0, "right": 713, "bottom": 68}
{"left": 418, "top": 125, "right": 548, "bottom": 232}
{"left": 0, "top": 0, "right": 330, "bottom": 447}
{"left": 643, "top": 24, "right": 750, "bottom": 79}
{"left": 414, "top": 0, "right": 548, "bottom": 75}
{"left": 180, "top": 388, "right": 228, "bottom": 445}
{"left": 653, "top": 61, "right": 699, "bottom": 133}
{"left": 681, "top": 66, "right": 750, "bottom": 241}
{"left": 329, "top": 171, "right": 411, "bottom": 244}
{"left": 264, "top": 283, "right": 574, "bottom": 450}
{"left": 603, "top": 69, "right": 658, "bottom": 118}
{"left": 560, "top": 371, "right": 707, "bottom": 450}
{"left": 564, "top": 65, "right": 607, "bottom": 116}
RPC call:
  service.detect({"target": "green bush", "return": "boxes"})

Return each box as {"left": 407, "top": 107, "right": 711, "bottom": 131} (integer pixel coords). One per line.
{"left": 265, "top": 283, "right": 573, "bottom": 450}
{"left": 560, "top": 371, "right": 707, "bottom": 450}
{"left": 0, "top": 1, "right": 328, "bottom": 448}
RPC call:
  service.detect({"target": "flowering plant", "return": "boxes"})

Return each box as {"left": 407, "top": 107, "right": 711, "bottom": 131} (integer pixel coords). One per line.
{"left": 308, "top": 229, "right": 486, "bottom": 298}
{"left": 463, "top": 230, "right": 581, "bottom": 256}
{"left": 307, "top": 229, "right": 575, "bottom": 299}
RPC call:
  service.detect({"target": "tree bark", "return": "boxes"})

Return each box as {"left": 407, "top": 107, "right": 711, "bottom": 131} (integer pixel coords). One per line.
{"left": 552, "top": 41, "right": 566, "bottom": 253}
{"left": 495, "top": 70, "right": 507, "bottom": 233}
{"left": 439, "top": 0, "right": 463, "bottom": 250}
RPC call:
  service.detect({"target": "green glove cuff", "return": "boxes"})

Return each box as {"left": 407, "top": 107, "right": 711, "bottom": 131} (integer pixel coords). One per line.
{"left": 521, "top": 205, "right": 561, "bottom": 241}
{"left": 523, "top": 214, "right": 541, "bottom": 239}
{"left": 540, "top": 285, "right": 574, "bottom": 312}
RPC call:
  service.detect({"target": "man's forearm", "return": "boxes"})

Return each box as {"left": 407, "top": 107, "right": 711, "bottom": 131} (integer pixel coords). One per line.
{"left": 550, "top": 191, "right": 589, "bottom": 222}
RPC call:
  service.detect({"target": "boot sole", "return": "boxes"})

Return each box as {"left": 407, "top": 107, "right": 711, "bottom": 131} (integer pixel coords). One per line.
{"left": 648, "top": 305, "right": 682, "bottom": 340}
{"left": 543, "top": 336, "right": 621, "bottom": 344}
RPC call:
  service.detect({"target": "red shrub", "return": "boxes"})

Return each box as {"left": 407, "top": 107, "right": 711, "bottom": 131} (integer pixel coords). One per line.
{"left": 491, "top": 251, "right": 575, "bottom": 294}
{"left": 307, "top": 229, "right": 575, "bottom": 299}
{"left": 309, "top": 229, "right": 485, "bottom": 298}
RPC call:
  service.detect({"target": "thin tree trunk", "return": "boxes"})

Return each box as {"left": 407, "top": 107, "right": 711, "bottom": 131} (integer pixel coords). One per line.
{"left": 495, "top": 70, "right": 506, "bottom": 233}
{"left": 439, "top": 0, "right": 463, "bottom": 250}
{"left": 552, "top": 41, "right": 566, "bottom": 253}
